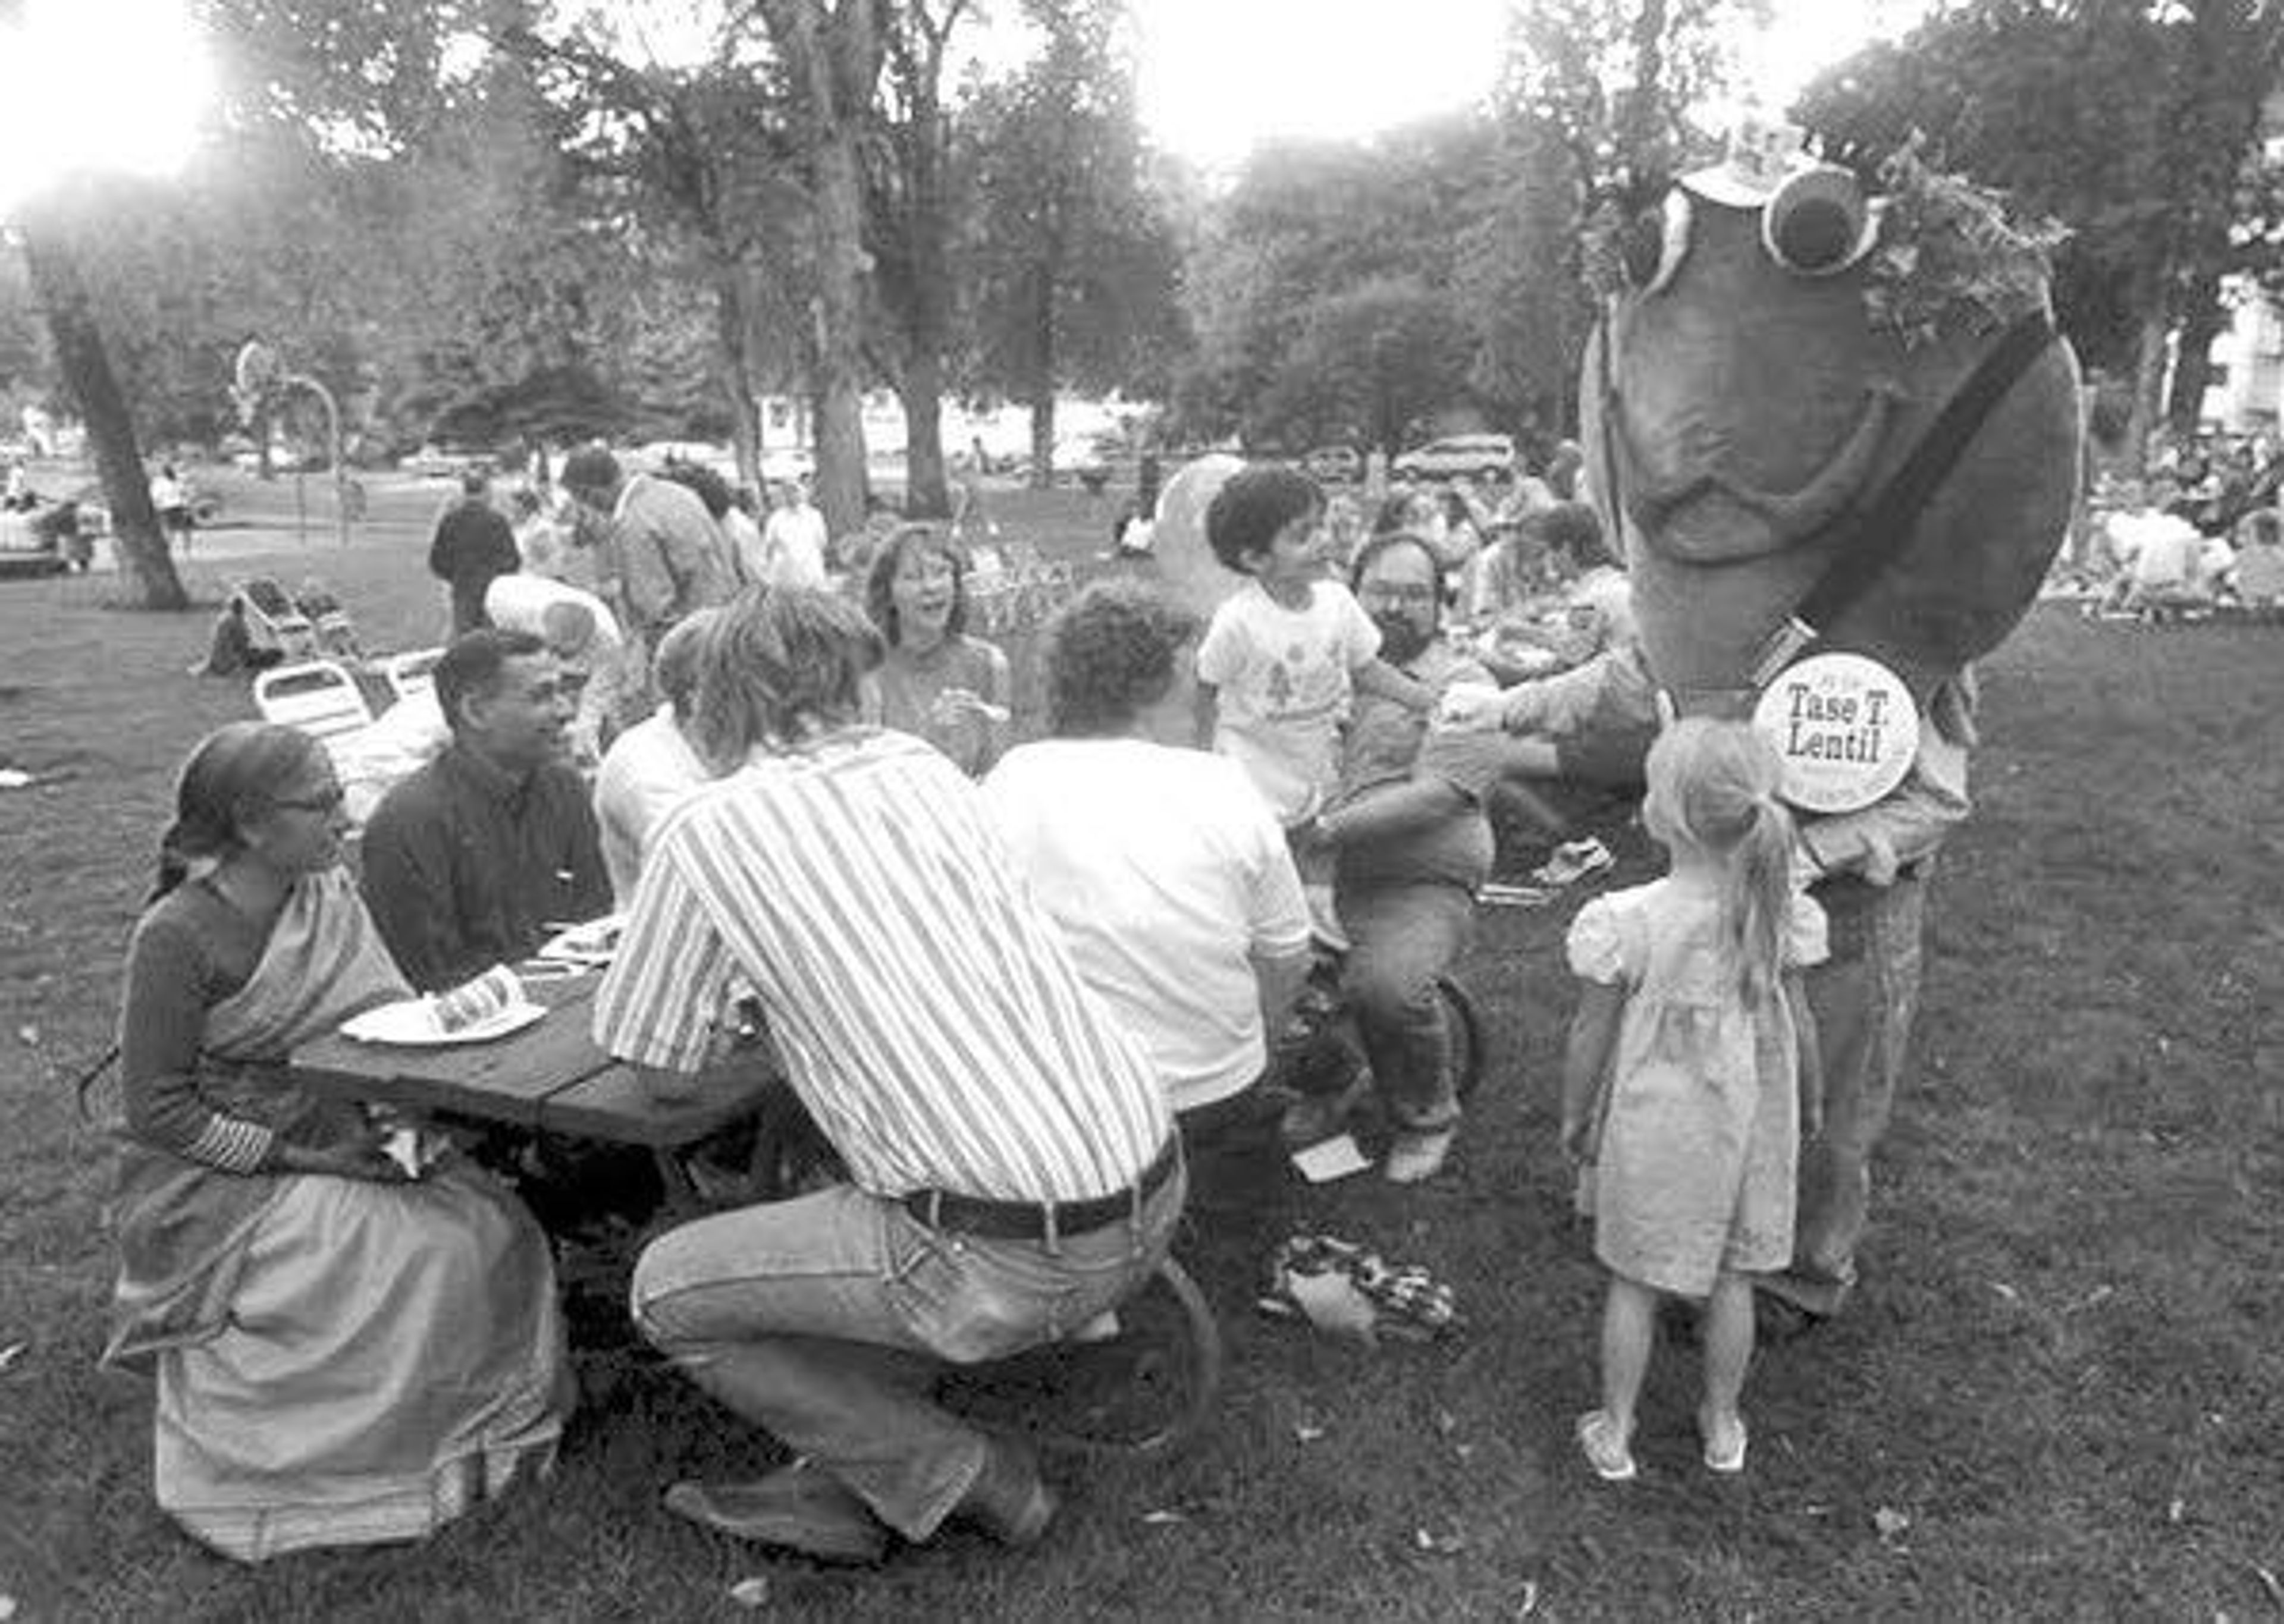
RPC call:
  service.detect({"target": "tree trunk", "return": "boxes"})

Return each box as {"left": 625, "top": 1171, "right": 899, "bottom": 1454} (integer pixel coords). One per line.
{"left": 2165, "top": 271, "right": 2226, "bottom": 438}
{"left": 1027, "top": 267, "right": 1057, "bottom": 490}
{"left": 18, "top": 214, "right": 188, "bottom": 610}
{"left": 764, "top": 0, "right": 880, "bottom": 545}
{"left": 2124, "top": 306, "right": 2170, "bottom": 480}
{"left": 899, "top": 356, "right": 950, "bottom": 518}
{"left": 714, "top": 260, "right": 764, "bottom": 490}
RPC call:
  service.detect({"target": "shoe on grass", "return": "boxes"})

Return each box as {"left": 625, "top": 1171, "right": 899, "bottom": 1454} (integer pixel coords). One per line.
{"left": 1753, "top": 1291, "right": 1825, "bottom": 1345}
{"left": 1533, "top": 837, "right": 1614, "bottom": 887}
{"left": 1699, "top": 1408, "right": 1748, "bottom": 1475}
{"left": 1382, "top": 1126, "right": 1455, "bottom": 1185}
{"left": 1575, "top": 1409, "right": 1637, "bottom": 1482}
{"left": 953, "top": 1440, "right": 1058, "bottom": 1547}
{"left": 663, "top": 1462, "right": 887, "bottom": 1564}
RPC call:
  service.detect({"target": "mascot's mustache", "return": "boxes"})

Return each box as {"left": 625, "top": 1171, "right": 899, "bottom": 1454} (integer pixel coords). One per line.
{"left": 1611, "top": 380, "right": 1906, "bottom": 556}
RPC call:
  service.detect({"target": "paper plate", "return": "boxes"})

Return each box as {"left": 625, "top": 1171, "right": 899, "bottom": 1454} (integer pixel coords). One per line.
{"left": 340, "top": 997, "right": 548, "bottom": 1047}
{"left": 537, "top": 915, "right": 625, "bottom": 965}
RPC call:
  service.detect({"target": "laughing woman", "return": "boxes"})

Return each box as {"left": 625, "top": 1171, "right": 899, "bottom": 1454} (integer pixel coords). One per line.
{"left": 103, "top": 721, "right": 570, "bottom": 1563}
{"left": 862, "top": 523, "right": 1014, "bottom": 776}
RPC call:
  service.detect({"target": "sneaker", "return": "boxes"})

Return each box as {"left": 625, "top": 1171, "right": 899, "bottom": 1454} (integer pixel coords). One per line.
{"left": 1699, "top": 1408, "right": 1749, "bottom": 1475}
{"left": 1575, "top": 1409, "right": 1638, "bottom": 1482}
{"left": 663, "top": 1463, "right": 887, "bottom": 1564}
{"left": 952, "top": 1440, "right": 1057, "bottom": 1547}
{"left": 1533, "top": 838, "right": 1614, "bottom": 887}
{"left": 1382, "top": 1126, "right": 1456, "bottom": 1185}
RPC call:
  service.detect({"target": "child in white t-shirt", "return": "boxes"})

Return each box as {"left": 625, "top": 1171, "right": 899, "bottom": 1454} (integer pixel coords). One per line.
{"left": 1196, "top": 466, "right": 1435, "bottom": 933}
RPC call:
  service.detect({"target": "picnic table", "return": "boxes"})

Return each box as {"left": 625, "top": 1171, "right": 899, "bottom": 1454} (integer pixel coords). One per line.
{"left": 288, "top": 969, "right": 782, "bottom": 1212}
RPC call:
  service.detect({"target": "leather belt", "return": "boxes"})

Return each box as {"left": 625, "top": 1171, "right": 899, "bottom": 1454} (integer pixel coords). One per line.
{"left": 905, "top": 1137, "right": 1180, "bottom": 1242}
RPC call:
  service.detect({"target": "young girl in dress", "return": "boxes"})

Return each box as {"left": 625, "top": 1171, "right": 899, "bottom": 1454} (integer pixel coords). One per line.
{"left": 1561, "top": 717, "right": 1826, "bottom": 1479}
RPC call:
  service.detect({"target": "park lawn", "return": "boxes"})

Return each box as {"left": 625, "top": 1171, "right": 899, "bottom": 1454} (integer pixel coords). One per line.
{"left": 2, "top": 489, "right": 2280, "bottom": 1620}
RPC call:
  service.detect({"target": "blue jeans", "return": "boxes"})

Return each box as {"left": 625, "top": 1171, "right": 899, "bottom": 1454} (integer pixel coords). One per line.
{"left": 1761, "top": 872, "right": 1926, "bottom": 1317}
{"left": 1337, "top": 878, "right": 1476, "bottom": 1133}
{"left": 630, "top": 1169, "right": 1183, "bottom": 1540}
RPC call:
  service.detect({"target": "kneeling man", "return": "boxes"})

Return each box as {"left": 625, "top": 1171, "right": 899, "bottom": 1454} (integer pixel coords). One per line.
{"left": 593, "top": 588, "right": 1182, "bottom": 1563}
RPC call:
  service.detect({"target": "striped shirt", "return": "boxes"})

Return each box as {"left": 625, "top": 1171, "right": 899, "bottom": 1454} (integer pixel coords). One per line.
{"left": 592, "top": 727, "right": 1168, "bottom": 1203}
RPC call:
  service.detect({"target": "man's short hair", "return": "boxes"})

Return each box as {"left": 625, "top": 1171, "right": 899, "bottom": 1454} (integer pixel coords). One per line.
{"left": 1348, "top": 530, "right": 1449, "bottom": 606}
{"left": 1044, "top": 580, "right": 1202, "bottom": 737}
{"left": 1205, "top": 466, "right": 1322, "bottom": 571}
{"left": 434, "top": 628, "right": 548, "bottom": 732}
{"left": 688, "top": 588, "right": 882, "bottom": 767}
{"left": 560, "top": 447, "right": 622, "bottom": 500}
{"left": 459, "top": 470, "right": 490, "bottom": 498}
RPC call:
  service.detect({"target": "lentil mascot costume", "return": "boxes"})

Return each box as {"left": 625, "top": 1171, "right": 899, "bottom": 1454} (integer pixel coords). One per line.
{"left": 1579, "top": 120, "right": 2081, "bottom": 1328}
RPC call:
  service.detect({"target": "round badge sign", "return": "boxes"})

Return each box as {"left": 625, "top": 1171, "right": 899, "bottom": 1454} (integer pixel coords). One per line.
{"left": 1752, "top": 652, "right": 1919, "bottom": 813}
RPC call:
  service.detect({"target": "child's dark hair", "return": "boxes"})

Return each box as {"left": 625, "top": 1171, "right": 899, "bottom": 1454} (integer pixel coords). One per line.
{"left": 1205, "top": 466, "right": 1322, "bottom": 573}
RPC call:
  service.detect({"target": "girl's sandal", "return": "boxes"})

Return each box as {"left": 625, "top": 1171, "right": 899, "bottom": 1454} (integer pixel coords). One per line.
{"left": 1699, "top": 1409, "right": 1748, "bottom": 1475}
{"left": 1576, "top": 1410, "right": 1638, "bottom": 1482}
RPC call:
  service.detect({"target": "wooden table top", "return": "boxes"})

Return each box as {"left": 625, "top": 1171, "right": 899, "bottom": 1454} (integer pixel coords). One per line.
{"left": 288, "top": 970, "right": 779, "bottom": 1148}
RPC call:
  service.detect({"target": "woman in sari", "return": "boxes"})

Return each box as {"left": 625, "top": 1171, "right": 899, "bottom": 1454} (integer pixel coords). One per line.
{"left": 104, "top": 721, "right": 570, "bottom": 1563}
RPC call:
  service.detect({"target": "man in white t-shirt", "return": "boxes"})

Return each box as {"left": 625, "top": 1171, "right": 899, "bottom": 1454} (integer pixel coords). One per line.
{"left": 592, "top": 611, "right": 718, "bottom": 905}
{"left": 761, "top": 479, "right": 830, "bottom": 589}
{"left": 985, "top": 580, "right": 1312, "bottom": 1211}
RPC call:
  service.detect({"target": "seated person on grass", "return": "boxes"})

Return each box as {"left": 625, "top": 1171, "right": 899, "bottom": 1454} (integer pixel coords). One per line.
{"left": 1290, "top": 532, "right": 1545, "bottom": 1183}
{"left": 360, "top": 629, "right": 611, "bottom": 991}
{"left": 984, "top": 579, "right": 1312, "bottom": 1216}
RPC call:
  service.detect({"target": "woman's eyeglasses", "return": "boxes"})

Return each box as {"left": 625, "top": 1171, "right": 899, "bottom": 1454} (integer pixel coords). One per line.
{"left": 271, "top": 788, "right": 346, "bottom": 814}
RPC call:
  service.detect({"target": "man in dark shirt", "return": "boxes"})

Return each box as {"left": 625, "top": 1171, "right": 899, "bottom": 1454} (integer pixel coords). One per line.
{"left": 428, "top": 472, "right": 522, "bottom": 637}
{"left": 361, "top": 629, "right": 611, "bottom": 990}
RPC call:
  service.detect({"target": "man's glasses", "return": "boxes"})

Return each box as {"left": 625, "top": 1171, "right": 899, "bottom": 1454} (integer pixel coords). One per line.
{"left": 1361, "top": 583, "right": 1438, "bottom": 605}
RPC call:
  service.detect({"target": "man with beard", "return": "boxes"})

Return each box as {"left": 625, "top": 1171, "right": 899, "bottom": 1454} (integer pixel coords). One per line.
{"left": 1293, "top": 533, "right": 1531, "bottom": 1183}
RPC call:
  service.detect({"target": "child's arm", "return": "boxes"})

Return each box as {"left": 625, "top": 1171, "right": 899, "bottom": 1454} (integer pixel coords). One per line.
{"left": 1561, "top": 982, "right": 1625, "bottom": 1166}
{"left": 1786, "top": 968, "right": 1823, "bottom": 1139}
{"left": 1353, "top": 655, "right": 1436, "bottom": 714}
{"left": 1193, "top": 679, "right": 1219, "bottom": 749}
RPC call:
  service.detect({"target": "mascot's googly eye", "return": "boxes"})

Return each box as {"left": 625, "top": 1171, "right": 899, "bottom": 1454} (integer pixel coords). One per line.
{"left": 1761, "top": 165, "right": 1879, "bottom": 278}
{"left": 1620, "top": 189, "right": 1693, "bottom": 294}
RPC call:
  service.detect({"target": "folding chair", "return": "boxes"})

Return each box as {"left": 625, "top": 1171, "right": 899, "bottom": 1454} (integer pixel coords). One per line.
{"left": 252, "top": 659, "right": 375, "bottom": 745}
{"left": 232, "top": 577, "right": 320, "bottom": 664}
{"left": 383, "top": 647, "right": 445, "bottom": 705}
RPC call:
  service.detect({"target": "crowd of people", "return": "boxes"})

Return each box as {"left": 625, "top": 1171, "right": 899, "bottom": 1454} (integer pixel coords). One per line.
{"left": 100, "top": 446, "right": 1928, "bottom": 1571}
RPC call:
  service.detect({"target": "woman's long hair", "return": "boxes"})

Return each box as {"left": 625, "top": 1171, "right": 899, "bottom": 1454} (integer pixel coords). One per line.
{"left": 863, "top": 523, "right": 970, "bottom": 646}
{"left": 1643, "top": 718, "right": 1795, "bottom": 1006}
{"left": 150, "top": 722, "right": 322, "bottom": 901}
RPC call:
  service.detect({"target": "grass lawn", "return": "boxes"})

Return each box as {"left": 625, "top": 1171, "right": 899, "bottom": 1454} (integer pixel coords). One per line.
{"left": 3, "top": 484, "right": 2280, "bottom": 1619}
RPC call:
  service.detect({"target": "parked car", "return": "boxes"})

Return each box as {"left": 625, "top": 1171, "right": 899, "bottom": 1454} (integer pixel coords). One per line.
{"left": 405, "top": 442, "right": 495, "bottom": 480}
{"left": 1301, "top": 445, "right": 1363, "bottom": 483}
{"left": 1392, "top": 433, "right": 1515, "bottom": 481}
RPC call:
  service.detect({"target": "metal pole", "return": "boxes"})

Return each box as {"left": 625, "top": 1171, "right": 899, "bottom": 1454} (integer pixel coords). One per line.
{"left": 284, "top": 372, "right": 346, "bottom": 546}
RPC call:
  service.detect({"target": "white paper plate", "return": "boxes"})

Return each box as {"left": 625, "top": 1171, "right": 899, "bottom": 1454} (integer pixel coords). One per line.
{"left": 340, "top": 997, "right": 548, "bottom": 1047}
{"left": 537, "top": 914, "right": 626, "bottom": 965}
